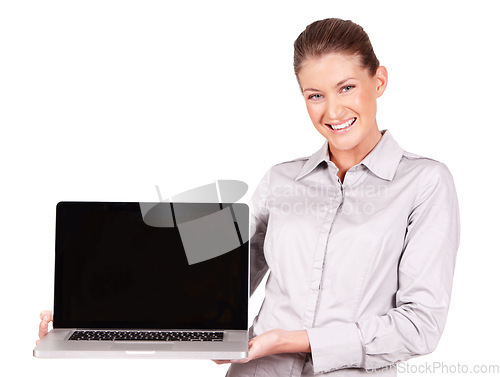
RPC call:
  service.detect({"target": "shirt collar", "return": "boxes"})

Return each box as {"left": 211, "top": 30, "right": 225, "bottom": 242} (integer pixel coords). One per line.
{"left": 295, "top": 129, "right": 404, "bottom": 181}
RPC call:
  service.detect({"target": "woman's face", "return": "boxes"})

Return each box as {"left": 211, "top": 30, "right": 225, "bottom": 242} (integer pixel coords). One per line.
{"left": 297, "top": 52, "right": 388, "bottom": 156}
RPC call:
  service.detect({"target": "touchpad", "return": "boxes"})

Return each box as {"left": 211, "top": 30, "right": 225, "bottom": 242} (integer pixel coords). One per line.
{"left": 111, "top": 343, "right": 174, "bottom": 351}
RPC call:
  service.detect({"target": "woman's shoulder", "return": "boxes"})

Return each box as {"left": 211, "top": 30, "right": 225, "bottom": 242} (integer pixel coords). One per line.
{"left": 274, "top": 155, "right": 311, "bottom": 168}
{"left": 264, "top": 155, "right": 314, "bottom": 181}
{"left": 399, "top": 149, "right": 456, "bottom": 187}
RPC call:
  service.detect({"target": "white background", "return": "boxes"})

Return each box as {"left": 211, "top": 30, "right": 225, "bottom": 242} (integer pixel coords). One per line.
{"left": 1, "top": 0, "right": 499, "bottom": 375}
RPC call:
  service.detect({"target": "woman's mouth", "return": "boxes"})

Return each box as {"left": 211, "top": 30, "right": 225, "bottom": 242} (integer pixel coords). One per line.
{"left": 325, "top": 117, "right": 356, "bottom": 133}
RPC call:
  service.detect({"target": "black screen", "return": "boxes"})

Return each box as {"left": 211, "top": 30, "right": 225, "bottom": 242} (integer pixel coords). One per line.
{"left": 53, "top": 202, "right": 248, "bottom": 330}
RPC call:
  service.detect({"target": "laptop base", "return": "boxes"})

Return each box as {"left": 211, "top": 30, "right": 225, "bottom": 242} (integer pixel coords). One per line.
{"left": 34, "top": 329, "right": 248, "bottom": 359}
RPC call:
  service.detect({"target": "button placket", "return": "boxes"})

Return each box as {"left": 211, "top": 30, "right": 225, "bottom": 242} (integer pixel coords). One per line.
{"left": 303, "top": 181, "right": 345, "bottom": 328}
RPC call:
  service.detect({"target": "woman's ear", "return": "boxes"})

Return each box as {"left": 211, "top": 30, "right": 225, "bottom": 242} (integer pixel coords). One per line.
{"left": 375, "top": 66, "right": 388, "bottom": 98}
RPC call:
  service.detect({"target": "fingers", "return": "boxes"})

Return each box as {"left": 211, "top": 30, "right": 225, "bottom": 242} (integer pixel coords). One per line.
{"left": 38, "top": 310, "right": 53, "bottom": 342}
{"left": 211, "top": 339, "right": 254, "bottom": 365}
{"left": 212, "top": 358, "right": 250, "bottom": 365}
{"left": 40, "top": 310, "right": 52, "bottom": 321}
{"left": 212, "top": 359, "right": 236, "bottom": 365}
{"left": 38, "top": 321, "right": 49, "bottom": 340}
{"left": 212, "top": 360, "right": 230, "bottom": 365}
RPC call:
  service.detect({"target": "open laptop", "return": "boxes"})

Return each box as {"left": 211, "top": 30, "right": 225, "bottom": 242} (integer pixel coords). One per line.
{"left": 33, "top": 201, "right": 249, "bottom": 359}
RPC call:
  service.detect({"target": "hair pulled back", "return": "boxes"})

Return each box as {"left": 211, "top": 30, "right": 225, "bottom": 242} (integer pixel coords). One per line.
{"left": 293, "top": 18, "right": 379, "bottom": 78}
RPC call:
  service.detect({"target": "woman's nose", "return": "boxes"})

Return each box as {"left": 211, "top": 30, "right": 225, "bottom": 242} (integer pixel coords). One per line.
{"left": 326, "top": 98, "right": 345, "bottom": 120}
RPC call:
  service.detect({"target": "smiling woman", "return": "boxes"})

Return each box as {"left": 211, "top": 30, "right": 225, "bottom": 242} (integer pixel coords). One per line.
{"left": 221, "top": 17, "right": 461, "bottom": 377}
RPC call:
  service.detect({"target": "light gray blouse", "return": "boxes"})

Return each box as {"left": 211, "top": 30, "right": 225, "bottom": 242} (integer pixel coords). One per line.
{"left": 226, "top": 129, "right": 460, "bottom": 376}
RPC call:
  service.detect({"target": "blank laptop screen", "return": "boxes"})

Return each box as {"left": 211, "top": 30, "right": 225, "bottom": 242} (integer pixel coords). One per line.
{"left": 54, "top": 202, "right": 249, "bottom": 330}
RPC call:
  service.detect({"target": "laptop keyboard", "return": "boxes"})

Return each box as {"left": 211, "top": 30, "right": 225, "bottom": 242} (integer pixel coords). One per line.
{"left": 69, "top": 330, "right": 224, "bottom": 342}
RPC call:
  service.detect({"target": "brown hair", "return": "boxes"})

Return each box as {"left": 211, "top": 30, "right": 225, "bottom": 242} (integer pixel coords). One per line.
{"left": 293, "top": 18, "right": 379, "bottom": 78}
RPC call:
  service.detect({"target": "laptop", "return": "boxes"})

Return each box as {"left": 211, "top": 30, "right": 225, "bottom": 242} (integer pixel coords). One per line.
{"left": 33, "top": 201, "right": 249, "bottom": 359}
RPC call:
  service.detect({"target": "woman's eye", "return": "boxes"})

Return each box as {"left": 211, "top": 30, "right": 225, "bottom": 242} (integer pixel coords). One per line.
{"left": 341, "top": 85, "right": 355, "bottom": 92}
{"left": 308, "top": 94, "right": 323, "bottom": 100}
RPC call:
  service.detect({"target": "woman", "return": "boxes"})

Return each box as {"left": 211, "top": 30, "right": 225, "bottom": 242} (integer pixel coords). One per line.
{"left": 38, "top": 18, "right": 460, "bottom": 377}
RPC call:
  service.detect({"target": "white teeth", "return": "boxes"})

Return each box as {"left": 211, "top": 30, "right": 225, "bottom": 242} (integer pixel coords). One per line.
{"left": 328, "top": 118, "right": 355, "bottom": 130}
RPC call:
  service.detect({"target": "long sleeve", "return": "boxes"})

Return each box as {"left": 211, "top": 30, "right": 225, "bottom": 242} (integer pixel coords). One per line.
{"left": 306, "top": 161, "right": 461, "bottom": 373}
{"left": 249, "top": 168, "right": 271, "bottom": 297}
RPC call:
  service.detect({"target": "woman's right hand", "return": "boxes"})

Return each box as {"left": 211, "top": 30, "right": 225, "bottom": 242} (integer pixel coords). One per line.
{"left": 36, "top": 310, "right": 53, "bottom": 345}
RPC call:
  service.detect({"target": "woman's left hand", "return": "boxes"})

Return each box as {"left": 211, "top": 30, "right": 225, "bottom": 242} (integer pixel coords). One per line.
{"left": 212, "top": 329, "right": 286, "bottom": 365}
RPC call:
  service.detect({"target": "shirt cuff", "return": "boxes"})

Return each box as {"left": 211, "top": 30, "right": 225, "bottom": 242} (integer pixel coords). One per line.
{"left": 306, "top": 322, "right": 364, "bottom": 374}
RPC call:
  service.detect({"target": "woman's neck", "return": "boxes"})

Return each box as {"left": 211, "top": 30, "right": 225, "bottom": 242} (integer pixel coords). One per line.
{"left": 329, "top": 128, "right": 383, "bottom": 183}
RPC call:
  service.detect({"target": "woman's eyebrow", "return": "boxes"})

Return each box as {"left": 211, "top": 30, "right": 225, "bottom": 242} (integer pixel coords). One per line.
{"left": 302, "top": 78, "right": 356, "bottom": 93}
{"left": 303, "top": 88, "right": 321, "bottom": 93}
{"left": 335, "top": 77, "right": 355, "bottom": 87}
